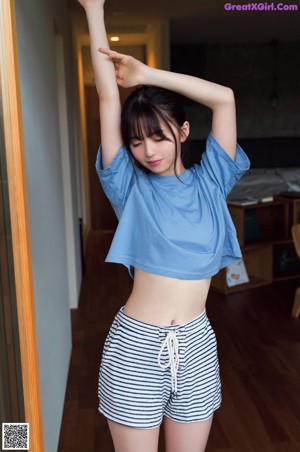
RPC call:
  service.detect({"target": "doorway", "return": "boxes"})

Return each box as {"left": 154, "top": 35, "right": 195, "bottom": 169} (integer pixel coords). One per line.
{"left": 0, "top": 0, "right": 44, "bottom": 450}
{"left": 0, "top": 72, "right": 25, "bottom": 428}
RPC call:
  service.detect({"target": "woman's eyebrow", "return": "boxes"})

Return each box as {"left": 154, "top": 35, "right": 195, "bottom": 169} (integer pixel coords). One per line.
{"left": 130, "top": 129, "right": 165, "bottom": 141}
{"left": 129, "top": 135, "right": 143, "bottom": 141}
{"left": 151, "top": 129, "right": 165, "bottom": 136}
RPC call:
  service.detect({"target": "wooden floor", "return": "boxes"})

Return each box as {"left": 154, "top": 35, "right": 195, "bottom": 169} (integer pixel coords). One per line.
{"left": 58, "top": 231, "right": 300, "bottom": 452}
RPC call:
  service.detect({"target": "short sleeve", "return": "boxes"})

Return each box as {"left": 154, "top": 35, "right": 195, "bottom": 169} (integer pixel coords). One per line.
{"left": 95, "top": 145, "right": 135, "bottom": 218}
{"left": 198, "top": 132, "right": 250, "bottom": 197}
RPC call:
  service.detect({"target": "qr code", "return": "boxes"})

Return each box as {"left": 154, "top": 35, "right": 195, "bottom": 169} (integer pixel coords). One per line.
{"left": 2, "top": 423, "right": 29, "bottom": 450}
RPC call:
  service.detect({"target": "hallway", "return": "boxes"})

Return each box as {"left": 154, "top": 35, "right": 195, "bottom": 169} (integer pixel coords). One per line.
{"left": 58, "top": 231, "right": 300, "bottom": 452}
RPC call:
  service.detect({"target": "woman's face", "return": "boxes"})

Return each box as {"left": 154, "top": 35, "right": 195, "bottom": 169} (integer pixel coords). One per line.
{"left": 129, "top": 121, "right": 189, "bottom": 176}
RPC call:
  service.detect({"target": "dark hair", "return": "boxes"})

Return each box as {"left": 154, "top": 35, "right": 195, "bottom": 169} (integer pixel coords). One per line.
{"left": 121, "top": 86, "right": 188, "bottom": 179}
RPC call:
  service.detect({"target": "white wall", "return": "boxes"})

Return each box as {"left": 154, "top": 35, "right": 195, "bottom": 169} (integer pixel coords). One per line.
{"left": 14, "top": 0, "right": 82, "bottom": 450}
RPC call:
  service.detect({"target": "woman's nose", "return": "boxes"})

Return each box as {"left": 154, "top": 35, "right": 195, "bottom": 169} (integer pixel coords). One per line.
{"left": 144, "top": 140, "right": 155, "bottom": 157}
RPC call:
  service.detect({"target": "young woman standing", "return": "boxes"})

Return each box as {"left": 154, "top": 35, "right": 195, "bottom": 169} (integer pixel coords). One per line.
{"left": 77, "top": 1, "right": 250, "bottom": 451}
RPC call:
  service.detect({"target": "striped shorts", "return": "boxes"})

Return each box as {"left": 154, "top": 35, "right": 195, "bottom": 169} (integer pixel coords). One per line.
{"left": 98, "top": 307, "right": 221, "bottom": 429}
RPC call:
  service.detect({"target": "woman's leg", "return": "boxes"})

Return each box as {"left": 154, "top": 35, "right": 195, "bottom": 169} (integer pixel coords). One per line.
{"left": 108, "top": 420, "right": 160, "bottom": 452}
{"left": 163, "top": 415, "right": 213, "bottom": 452}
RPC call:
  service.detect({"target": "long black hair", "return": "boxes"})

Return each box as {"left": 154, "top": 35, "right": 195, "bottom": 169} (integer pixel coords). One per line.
{"left": 121, "top": 86, "right": 188, "bottom": 179}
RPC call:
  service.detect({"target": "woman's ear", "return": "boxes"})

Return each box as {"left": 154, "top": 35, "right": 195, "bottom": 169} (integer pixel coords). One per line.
{"left": 180, "top": 121, "right": 190, "bottom": 143}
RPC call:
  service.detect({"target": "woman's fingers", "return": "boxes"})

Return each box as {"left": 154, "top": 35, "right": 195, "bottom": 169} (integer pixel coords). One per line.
{"left": 77, "top": 0, "right": 106, "bottom": 9}
{"left": 97, "top": 49, "right": 138, "bottom": 87}
{"left": 98, "top": 48, "right": 123, "bottom": 61}
{"left": 98, "top": 47, "right": 112, "bottom": 56}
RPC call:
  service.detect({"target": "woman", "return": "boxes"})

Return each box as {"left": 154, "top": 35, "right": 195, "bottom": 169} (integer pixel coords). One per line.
{"left": 77, "top": 0, "right": 250, "bottom": 451}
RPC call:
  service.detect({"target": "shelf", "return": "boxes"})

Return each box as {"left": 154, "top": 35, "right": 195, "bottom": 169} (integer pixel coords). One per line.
{"left": 228, "top": 200, "right": 286, "bottom": 209}
{"left": 211, "top": 198, "right": 300, "bottom": 294}
{"left": 212, "top": 273, "right": 271, "bottom": 294}
{"left": 241, "top": 238, "right": 294, "bottom": 250}
{"left": 229, "top": 201, "right": 289, "bottom": 246}
{"left": 273, "top": 274, "right": 300, "bottom": 282}
{"left": 273, "top": 240, "right": 300, "bottom": 279}
{"left": 275, "top": 195, "right": 300, "bottom": 234}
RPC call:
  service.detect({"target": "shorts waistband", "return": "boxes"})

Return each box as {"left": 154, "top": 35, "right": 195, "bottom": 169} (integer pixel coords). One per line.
{"left": 117, "top": 306, "right": 207, "bottom": 335}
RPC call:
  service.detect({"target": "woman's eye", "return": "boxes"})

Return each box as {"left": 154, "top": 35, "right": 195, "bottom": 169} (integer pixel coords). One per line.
{"left": 131, "top": 142, "right": 141, "bottom": 148}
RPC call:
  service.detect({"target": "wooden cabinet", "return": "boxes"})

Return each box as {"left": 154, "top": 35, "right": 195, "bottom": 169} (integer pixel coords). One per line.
{"left": 211, "top": 199, "right": 300, "bottom": 294}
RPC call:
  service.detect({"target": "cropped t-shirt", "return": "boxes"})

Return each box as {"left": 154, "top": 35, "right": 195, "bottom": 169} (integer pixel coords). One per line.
{"left": 96, "top": 132, "right": 250, "bottom": 280}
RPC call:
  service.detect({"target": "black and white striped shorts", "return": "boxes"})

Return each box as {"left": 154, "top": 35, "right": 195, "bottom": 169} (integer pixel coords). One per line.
{"left": 98, "top": 307, "right": 221, "bottom": 429}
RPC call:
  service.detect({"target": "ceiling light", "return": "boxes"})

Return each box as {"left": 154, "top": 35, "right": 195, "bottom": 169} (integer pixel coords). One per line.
{"left": 110, "top": 36, "right": 120, "bottom": 42}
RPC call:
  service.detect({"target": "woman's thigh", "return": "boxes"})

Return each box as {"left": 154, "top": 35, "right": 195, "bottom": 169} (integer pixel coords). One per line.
{"left": 108, "top": 420, "right": 160, "bottom": 452}
{"left": 163, "top": 415, "right": 213, "bottom": 452}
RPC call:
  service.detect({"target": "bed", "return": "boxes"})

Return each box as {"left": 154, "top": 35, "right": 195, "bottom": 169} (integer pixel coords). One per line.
{"left": 187, "top": 136, "right": 300, "bottom": 202}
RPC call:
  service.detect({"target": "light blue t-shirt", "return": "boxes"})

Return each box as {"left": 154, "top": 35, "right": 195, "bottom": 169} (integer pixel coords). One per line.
{"left": 96, "top": 132, "right": 250, "bottom": 280}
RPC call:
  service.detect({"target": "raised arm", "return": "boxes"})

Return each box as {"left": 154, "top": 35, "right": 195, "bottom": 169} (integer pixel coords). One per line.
{"left": 147, "top": 69, "right": 237, "bottom": 160}
{"left": 78, "top": 0, "right": 122, "bottom": 168}
{"left": 100, "top": 49, "right": 237, "bottom": 160}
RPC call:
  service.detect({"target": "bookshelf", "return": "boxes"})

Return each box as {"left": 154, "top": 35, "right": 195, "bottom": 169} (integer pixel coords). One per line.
{"left": 274, "top": 194, "right": 300, "bottom": 234}
{"left": 211, "top": 199, "right": 300, "bottom": 294}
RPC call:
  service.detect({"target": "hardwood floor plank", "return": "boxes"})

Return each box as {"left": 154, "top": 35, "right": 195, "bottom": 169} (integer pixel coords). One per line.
{"left": 58, "top": 401, "right": 78, "bottom": 450}
{"left": 238, "top": 370, "right": 288, "bottom": 443}
{"left": 219, "top": 370, "right": 272, "bottom": 451}
{"left": 205, "top": 414, "right": 232, "bottom": 451}
{"left": 75, "top": 409, "right": 96, "bottom": 451}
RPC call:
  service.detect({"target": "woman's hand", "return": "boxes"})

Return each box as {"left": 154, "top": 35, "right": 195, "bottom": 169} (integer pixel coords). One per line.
{"left": 99, "top": 48, "right": 149, "bottom": 88}
{"left": 76, "top": 0, "right": 105, "bottom": 10}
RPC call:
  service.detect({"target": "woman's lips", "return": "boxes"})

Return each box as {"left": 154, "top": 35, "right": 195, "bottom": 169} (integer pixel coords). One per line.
{"left": 148, "top": 159, "right": 162, "bottom": 166}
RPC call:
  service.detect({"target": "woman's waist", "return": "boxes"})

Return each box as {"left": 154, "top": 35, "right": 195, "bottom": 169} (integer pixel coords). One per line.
{"left": 125, "top": 269, "right": 211, "bottom": 326}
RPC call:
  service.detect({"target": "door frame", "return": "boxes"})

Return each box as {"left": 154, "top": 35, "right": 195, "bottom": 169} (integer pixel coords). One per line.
{"left": 0, "top": 1, "right": 44, "bottom": 450}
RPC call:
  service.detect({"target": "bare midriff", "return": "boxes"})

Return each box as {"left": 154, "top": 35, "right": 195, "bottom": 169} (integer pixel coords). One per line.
{"left": 123, "top": 268, "right": 212, "bottom": 327}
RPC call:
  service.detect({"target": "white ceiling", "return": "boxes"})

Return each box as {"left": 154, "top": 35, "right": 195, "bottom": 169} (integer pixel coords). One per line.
{"left": 70, "top": 0, "right": 300, "bottom": 44}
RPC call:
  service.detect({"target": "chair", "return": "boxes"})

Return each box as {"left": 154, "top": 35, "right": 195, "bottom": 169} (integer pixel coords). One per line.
{"left": 291, "top": 224, "right": 300, "bottom": 318}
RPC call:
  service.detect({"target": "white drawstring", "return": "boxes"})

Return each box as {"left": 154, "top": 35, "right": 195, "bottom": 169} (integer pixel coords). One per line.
{"left": 158, "top": 330, "right": 179, "bottom": 395}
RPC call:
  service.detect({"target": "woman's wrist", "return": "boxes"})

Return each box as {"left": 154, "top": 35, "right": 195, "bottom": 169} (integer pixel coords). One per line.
{"left": 140, "top": 65, "right": 157, "bottom": 86}
{"left": 84, "top": 2, "right": 104, "bottom": 17}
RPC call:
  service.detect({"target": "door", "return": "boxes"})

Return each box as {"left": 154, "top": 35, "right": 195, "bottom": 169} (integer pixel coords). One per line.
{"left": 0, "top": 1, "right": 44, "bottom": 450}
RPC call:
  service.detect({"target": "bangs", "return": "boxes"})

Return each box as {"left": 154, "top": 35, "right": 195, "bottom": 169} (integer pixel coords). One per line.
{"left": 122, "top": 101, "right": 174, "bottom": 145}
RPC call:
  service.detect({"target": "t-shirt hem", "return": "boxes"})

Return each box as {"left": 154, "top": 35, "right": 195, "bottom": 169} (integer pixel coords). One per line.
{"left": 105, "top": 254, "right": 242, "bottom": 280}
{"left": 219, "top": 254, "right": 243, "bottom": 271}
